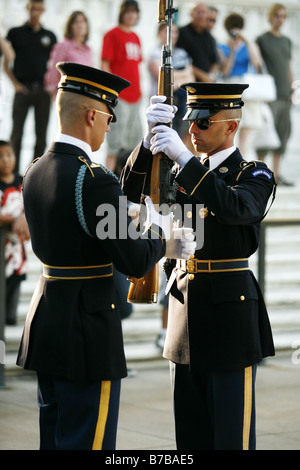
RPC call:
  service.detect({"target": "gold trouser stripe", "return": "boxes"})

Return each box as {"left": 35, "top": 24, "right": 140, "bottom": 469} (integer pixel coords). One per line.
{"left": 243, "top": 366, "right": 253, "bottom": 450}
{"left": 92, "top": 381, "right": 111, "bottom": 450}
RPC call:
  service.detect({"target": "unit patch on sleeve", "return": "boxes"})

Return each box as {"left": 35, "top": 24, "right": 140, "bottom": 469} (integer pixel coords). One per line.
{"left": 251, "top": 169, "right": 273, "bottom": 180}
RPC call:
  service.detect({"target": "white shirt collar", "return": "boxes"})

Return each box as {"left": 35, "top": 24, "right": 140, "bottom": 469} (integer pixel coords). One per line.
{"left": 206, "top": 146, "right": 236, "bottom": 171}
{"left": 55, "top": 133, "right": 93, "bottom": 160}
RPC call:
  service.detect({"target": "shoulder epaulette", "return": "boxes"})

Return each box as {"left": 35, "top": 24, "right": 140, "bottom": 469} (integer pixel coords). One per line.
{"left": 90, "top": 162, "right": 102, "bottom": 169}
{"left": 78, "top": 156, "right": 95, "bottom": 177}
{"left": 236, "top": 161, "right": 257, "bottom": 182}
{"left": 77, "top": 156, "right": 119, "bottom": 181}
{"left": 236, "top": 160, "right": 275, "bottom": 184}
{"left": 22, "top": 157, "right": 40, "bottom": 189}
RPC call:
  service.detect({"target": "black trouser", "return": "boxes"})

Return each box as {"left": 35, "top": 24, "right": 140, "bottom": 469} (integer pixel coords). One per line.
{"left": 10, "top": 85, "right": 51, "bottom": 171}
{"left": 37, "top": 373, "right": 121, "bottom": 450}
{"left": 171, "top": 363, "right": 257, "bottom": 450}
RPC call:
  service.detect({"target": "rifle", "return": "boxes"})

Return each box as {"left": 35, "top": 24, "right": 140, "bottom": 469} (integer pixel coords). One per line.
{"left": 127, "top": 0, "right": 178, "bottom": 304}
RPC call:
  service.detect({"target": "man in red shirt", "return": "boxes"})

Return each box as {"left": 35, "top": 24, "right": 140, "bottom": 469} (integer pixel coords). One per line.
{"left": 101, "top": 0, "right": 143, "bottom": 172}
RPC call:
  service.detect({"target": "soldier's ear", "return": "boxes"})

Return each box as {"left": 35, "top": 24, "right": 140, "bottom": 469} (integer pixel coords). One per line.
{"left": 225, "top": 120, "right": 239, "bottom": 135}
{"left": 85, "top": 109, "right": 96, "bottom": 127}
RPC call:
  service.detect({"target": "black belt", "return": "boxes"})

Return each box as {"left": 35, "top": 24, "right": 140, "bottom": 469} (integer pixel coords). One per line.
{"left": 42, "top": 263, "right": 113, "bottom": 279}
{"left": 177, "top": 258, "right": 249, "bottom": 273}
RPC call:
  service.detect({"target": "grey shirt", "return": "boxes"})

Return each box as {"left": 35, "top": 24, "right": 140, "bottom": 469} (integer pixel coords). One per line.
{"left": 256, "top": 31, "right": 292, "bottom": 100}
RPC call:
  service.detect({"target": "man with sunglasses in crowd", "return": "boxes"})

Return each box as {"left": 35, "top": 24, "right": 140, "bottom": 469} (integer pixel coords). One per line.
{"left": 16, "top": 62, "right": 196, "bottom": 450}
{"left": 121, "top": 82, "right": 276, "bottom": 450}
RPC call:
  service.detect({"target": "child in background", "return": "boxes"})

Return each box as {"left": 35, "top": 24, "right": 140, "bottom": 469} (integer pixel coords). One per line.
{"left": 0, "top": 140, "right": 29, "bottom": 325}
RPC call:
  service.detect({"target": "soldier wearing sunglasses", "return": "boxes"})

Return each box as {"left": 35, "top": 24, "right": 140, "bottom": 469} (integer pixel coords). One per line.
{"left": 121, "top": 82, "right": 276, "bottom": 450}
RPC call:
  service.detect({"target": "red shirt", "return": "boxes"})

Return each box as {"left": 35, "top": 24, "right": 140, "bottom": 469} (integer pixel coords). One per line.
{"left": 0, "top": 175, "right": 27, "bottom": 277}
{"left": 101, "top": 26, "right": 142, "bottom": 103}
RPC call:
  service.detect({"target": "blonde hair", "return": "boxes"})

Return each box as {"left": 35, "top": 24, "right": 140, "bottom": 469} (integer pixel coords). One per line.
{"left": 268, "top": 3, "right": 286, "bottom": 23}
{"left": 56, "top": 91, "right": 86, "bottom": 127}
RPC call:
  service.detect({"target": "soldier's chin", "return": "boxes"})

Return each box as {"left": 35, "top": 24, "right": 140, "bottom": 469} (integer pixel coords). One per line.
{"left": 192, "top": 139, "right": 203, "bottom": 152}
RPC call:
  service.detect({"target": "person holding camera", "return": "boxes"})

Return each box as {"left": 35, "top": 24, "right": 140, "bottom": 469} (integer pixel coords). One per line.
{"left": 218, "top": 13, "right": 263, "bottom": 158}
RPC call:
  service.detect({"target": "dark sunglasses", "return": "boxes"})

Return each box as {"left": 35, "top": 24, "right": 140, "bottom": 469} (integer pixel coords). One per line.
{"left": 192, "top": 118, "right": 240, "bottom": 130}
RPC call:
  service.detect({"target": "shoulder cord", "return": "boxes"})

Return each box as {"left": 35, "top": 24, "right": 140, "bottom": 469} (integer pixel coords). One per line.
{"left": 261, "top": 178, "right": 277, "bottom": 221}
{"left": 236, "top": 161, "right": 277, "bottom": 222}
{"left": 75, "top": 158, "right": 120, "bottom": 238}
{"left": 75, "top": 164, "right": 95, "bottom": 238}
{"left": 97, "top": 162, "right": 119, "bottom": 182}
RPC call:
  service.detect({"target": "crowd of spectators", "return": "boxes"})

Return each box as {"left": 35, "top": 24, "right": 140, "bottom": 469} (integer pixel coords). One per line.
{"left": 0, "top": 1, "right": 296, "bottom": 329}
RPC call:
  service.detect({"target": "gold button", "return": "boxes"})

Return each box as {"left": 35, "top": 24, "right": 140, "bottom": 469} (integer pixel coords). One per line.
{"left": 111, "top": 304, "right": 115, "bottom": 309}
{"left": 199, "top": 207, "right": 208, "bottom": 218}
{"left": 186, "top": 211, "right": 192, "bottom": 219}
{"left": 189, "top": 274, "right": 195, "bottom": 281}
{"left": 240, "top": 295, "right": 245, "bottom": 301}
{"left": 190, "top": 254, "right": 195, "bottom": 260}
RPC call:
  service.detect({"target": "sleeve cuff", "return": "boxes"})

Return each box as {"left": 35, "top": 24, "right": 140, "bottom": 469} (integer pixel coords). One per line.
{"left": 176, "top": 150, "right": 194, "bottom": 168}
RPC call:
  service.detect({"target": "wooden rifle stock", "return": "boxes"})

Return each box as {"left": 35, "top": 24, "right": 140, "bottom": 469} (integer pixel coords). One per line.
{"left": 158, "top": 0, "right": 166, "bottom": 22}
{"left": 127, "top": 155, "right": 161, "bottom": 304}
{"left": 127, "top": 0, "right": 176, "bottom": 304}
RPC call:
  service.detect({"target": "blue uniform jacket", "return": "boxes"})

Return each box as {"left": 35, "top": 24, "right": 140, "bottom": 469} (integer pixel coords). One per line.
{"left": 17, "top": 142, "right": 166, "bottom": 380}
{"left": 121, "top": 143, "right": 275, "bottom": 371}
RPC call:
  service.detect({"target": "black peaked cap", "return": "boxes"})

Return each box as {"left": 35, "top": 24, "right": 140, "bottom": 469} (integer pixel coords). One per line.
{"left": 56, "top": 62, "right": 131, "bottom": 122}
{"left": 181, "top": 82, "right": 249, "bottom": 121}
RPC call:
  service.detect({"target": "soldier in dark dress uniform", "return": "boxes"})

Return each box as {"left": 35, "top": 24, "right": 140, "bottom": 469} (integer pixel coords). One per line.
{"left": 16, "top": 62, "right": 195, "bottom": 450}
{"left": 121, "top": 83, "right": 276, "bottom": 450}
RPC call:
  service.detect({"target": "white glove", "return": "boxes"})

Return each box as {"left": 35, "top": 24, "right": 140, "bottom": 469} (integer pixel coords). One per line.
{"left": 143, "top": 196, "right": 173, "bottom": 240}
{"left": 143, "top": 197, "right": 196, "bottom": 259}
{"left": 165, "top": 227, "right": 196, "bottom": 260}
{"left": 143, "top": 95, "right": 177, "bottom": 149}
{"left": 150, "top": 125, "right": 193, "bottom": 165}
{"left": 127, "top": 201, "right": 141, "bottom": 226}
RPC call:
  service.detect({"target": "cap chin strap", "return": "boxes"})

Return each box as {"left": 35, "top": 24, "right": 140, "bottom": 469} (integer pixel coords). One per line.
{"left": 57, "top": 82, "right": 118, "bottom": 107}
